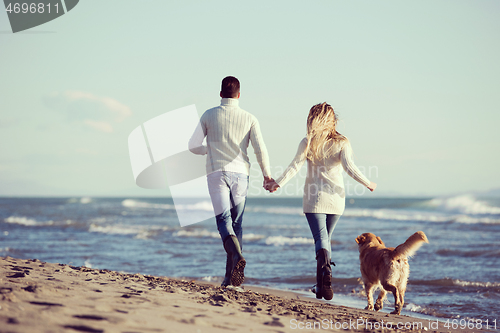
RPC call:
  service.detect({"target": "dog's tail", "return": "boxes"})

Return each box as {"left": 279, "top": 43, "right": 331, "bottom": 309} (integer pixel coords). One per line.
{"left": 394, "top": 231, "right": 429, "bottom": 258}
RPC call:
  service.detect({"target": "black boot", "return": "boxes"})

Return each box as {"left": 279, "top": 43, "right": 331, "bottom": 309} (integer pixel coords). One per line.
{"left": 221, "top": 254, "right": 232, "bottom": 287}
{"left": 316, "top": 249, "right": 334, "bottom": 300}
{"left": 315, "top": 254, "right": 324, "bottom": 299}
{"left": 223, "top": 235, "right": 246, "bottom": 286}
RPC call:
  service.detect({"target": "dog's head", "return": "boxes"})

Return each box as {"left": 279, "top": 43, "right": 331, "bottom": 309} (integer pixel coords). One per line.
{"left": 355, "top": 233, "right": 385, "bottom": 251}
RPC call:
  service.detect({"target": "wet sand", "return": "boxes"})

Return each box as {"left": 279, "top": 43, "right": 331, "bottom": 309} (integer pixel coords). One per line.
{"left": 0, "top": 256, "right": 478, "bottom": 333}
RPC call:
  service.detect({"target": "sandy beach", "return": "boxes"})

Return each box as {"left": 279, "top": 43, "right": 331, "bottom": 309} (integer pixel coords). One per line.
{"left": 0, "top": 256, "right": 483, "bottom": 333}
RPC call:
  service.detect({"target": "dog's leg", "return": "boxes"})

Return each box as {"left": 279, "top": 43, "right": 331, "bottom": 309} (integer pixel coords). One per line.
{"left": 396, "top": 284, "right": 406, "bottom": 314}
{"left": 399, "top": 289, "right": 405, "bottom": 314}
{"left": 395, "top": 270, "right": 408, "bottom": 314}
{"left": 399, "top": 274, "right": 408, "bottom": 313}
{"left": 374, "top": 289, "right": 386, "bottom": 311}
{"left": 364, "top": 283, "right": 375, "bottom": 311}
{"left": 382, "top": 283, "right": 402, "bottom": 315}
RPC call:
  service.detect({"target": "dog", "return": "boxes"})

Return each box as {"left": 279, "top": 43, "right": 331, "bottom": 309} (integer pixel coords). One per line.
{"left": 355, "top": 231, "right": 428, "bottom": 315}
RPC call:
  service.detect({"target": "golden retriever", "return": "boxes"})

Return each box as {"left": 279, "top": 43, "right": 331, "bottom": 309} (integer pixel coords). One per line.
{"left": 355, "top": 231, "right": 429, "bottom": 315}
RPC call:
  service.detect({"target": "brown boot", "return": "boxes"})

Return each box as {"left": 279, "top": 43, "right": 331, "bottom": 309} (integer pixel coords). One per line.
{"left": 317, "top": 249, "right": 334, "bottom": 300}
{"left": 221, "top": 254, "right": 232, "bottom": 287}
{"left": 223, "top": 235, "right": 246, "bottom": 286}
{"left": 314, "top": 255, "right": 323, "bottom": 299}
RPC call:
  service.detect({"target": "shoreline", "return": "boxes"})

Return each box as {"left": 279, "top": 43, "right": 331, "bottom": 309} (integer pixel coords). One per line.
{"left": 0, "top": 256, "right": 483, "bottom": 333}
{"left": 243, "top": 284, "right": 442, "bottom": 323}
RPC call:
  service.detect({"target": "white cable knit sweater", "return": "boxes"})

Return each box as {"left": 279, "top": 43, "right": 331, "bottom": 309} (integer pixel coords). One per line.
{"left": 275, "top": 137, "right": 371, "bottom": 215}
{"left": 188, "top": 98, "right": 271, "bottom": 178}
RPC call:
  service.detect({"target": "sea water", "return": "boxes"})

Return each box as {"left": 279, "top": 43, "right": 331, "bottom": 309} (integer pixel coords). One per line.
{"left": 0, "top": 195, "right": 499, "bottom": 322}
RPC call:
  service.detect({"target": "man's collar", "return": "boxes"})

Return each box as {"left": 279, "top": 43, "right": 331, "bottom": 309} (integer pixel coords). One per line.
{"left": 221, "top": 98, "right": 239, "bottom": 107}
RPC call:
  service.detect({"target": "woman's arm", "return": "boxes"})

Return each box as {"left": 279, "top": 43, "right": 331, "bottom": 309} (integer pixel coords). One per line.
{"left": 340, "top": 140, "right": 376, "bottom": 191}
{"left": 274, "top": 138, "right": 308, "bottom": 188}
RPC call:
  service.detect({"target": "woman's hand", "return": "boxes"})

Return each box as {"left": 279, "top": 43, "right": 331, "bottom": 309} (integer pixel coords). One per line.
{"left": 263, "top": 177, "right": 280, "bottom": 193}
{"left": 367, "top": 182, "right": 377, "bottom": 192}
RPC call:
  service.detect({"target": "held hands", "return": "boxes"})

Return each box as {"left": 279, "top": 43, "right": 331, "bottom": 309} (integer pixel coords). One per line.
{"left": 367, "top": 181, "right": 377, "bottom": 192}
{"left": 263, "top": 177, "right": 280, "bottom": 193}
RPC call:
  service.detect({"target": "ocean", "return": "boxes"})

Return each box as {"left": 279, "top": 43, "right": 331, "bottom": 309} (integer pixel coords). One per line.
{"left": 1, "top": 195, "right": 499, "bottom": 323}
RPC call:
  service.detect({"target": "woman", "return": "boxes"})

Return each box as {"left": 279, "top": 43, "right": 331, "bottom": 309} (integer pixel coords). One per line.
{"left": 265, "top": 102, "right": 376, "bottom": 300}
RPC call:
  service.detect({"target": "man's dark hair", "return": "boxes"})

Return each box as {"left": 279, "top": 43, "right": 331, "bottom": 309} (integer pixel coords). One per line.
{"left": 221, "top": 76, "right": 240, "bottom": 98}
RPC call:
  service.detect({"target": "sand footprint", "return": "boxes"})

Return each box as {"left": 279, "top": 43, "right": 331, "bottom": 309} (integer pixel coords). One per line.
{"left": 63, "top": 315, "right": 109, "bottom": 333}
{"left": 30, "top": 301, "right": 64, "bottom": 307}
{"left": 263, "top": 317, "right": 285, "bottom": 327}
{"left": 7, "top": 272, "right": 27, "bottom": 278}
{"left": 63, "top": 325, "right": 104, "bottom": 333}
{"left": 73, "top": 314, "right": 107, "bottom": 321}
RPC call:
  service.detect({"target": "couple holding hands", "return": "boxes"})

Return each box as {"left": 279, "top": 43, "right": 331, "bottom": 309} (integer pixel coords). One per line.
{"left": 189, "top": 76, "right": 376, "bottom": 300}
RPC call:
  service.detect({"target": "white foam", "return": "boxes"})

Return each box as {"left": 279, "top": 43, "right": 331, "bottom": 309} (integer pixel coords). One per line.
{"left": 170, "top": 229, "right": 263, "bottom": 241}
{"left": 173, "top": 200, "right": 214, "bottom": 212}
{"left": 343, "top": 206, "right": 500, "bottom": 224}
{"left": 452, "top": 279, "right": 500, "bottom": 288}
{"left": 135, "top": 231, "right": 151, "bottom": 240}
{"left": 67, "top": 197, "right": 92, "bottom": 204}
{"left": 89, "top": 223, "right": 168, "bottom": 238}
{"left": 84, "top": 260, "right": 93, "bottom": 268}
{"left": 121, "top": 199, "right": 174, "bottom": 210}
{"left": 3, "top": 216, "right": 80, "bottom": 227}
{"left": 343, "top": 209, "right": 452, "bottom": 222}
{"left": 174, "top": 229, "right": 220, "bottom": 238}
{"left": 80, "top": 197, "right": 92, "bottom": 204}
{"left": 265, "top": 236, "right": 312, "bottom": 246}
{"left": 134, "top": 228, "right": 168, "bottom": 240}
{"left": 338, "top": 195, "right": 500, "bottom": 224}
{"left": 89, "top": 223, "right": 140, "bottom": 235}
{"left": 4, "top": 216, "right": 46, "bottom": 226}
{"left": 268, "top": 224, "right": 304, "bottom": 229}
{"left": 243, "top": 233, "right": 266, "bottom": 241}
{"left": 248, "top": 206, "right": 304, "bottom": 215}
{"left": 406, "top": 303, "right": 424, "bottom": 312}
{"left": 428, "top": 195, "right": 500, "bottom": 215}
{"left": 201, "top": 276, "right": 219, "bottom": 282}
{"left": 122, "top": 199, "right": 214, "bottom": 212}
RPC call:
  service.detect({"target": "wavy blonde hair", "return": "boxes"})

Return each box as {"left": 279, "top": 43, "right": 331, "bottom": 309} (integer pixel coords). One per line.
{"left": 305, "top": 102, "right": 346, "bottom": 161}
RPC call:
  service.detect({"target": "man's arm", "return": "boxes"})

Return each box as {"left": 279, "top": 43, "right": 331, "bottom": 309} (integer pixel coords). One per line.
{"left": 249, "top": 119, "right": 271, "bottom": 178}
{"left": 188, "top": 121, "right": 207, "bottom": 155}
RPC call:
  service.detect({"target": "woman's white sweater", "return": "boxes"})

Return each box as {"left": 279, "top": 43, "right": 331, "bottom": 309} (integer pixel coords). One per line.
{"left": 275, "top": 137, "right": 371, "bottom": 215}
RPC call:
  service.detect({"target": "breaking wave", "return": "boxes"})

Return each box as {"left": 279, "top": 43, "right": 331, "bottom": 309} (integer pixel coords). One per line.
{"left": 411, "top": 278, "right": 500, "bottom": 291}
{"left": 3, "top": 216, "right": 78, "bottom": 227}
{"left": 88, "top": 223, "right": 169, "bottom": 239}
{"left": 122, "top": 199, "right": 215, "bottom": 212}
{"left": 342, "top": 195, "right": 500, "bottom": 224}
{"left": 426, "top": 195, "right": 500, "bottom": 215}
{"left": 121, "top": 199, "right": 174, "bottom": 210}
{"left": 265, "top": 236, "right": 312, "bottom": 246}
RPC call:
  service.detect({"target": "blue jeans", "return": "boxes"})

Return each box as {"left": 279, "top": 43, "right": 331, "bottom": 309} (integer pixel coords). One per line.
{"left": 207, "top": 171, "right": 248, "bottom": 245}
{"left": 305, "top": 213, "right": 341, "bottom": 257}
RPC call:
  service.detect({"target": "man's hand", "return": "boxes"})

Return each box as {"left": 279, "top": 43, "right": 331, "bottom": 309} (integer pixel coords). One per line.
{"left": 367, "top": 181, "right": 377, "bottom": 192}
{"left": 263, "top": 177, "right": 280, "bottom": 193}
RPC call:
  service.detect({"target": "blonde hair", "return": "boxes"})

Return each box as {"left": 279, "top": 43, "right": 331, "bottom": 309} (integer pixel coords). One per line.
{"left": 305, "top": 102, "right": 346, "bottom": 161}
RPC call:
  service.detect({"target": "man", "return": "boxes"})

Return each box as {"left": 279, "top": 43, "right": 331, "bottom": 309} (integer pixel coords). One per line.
{"left": 189, "top": 76, "right": 273, "bottom": 287}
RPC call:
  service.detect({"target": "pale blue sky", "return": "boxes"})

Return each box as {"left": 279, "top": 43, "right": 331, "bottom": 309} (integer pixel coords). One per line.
{"left": 0, "top": 0, "right": 499, "bottom": 197}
